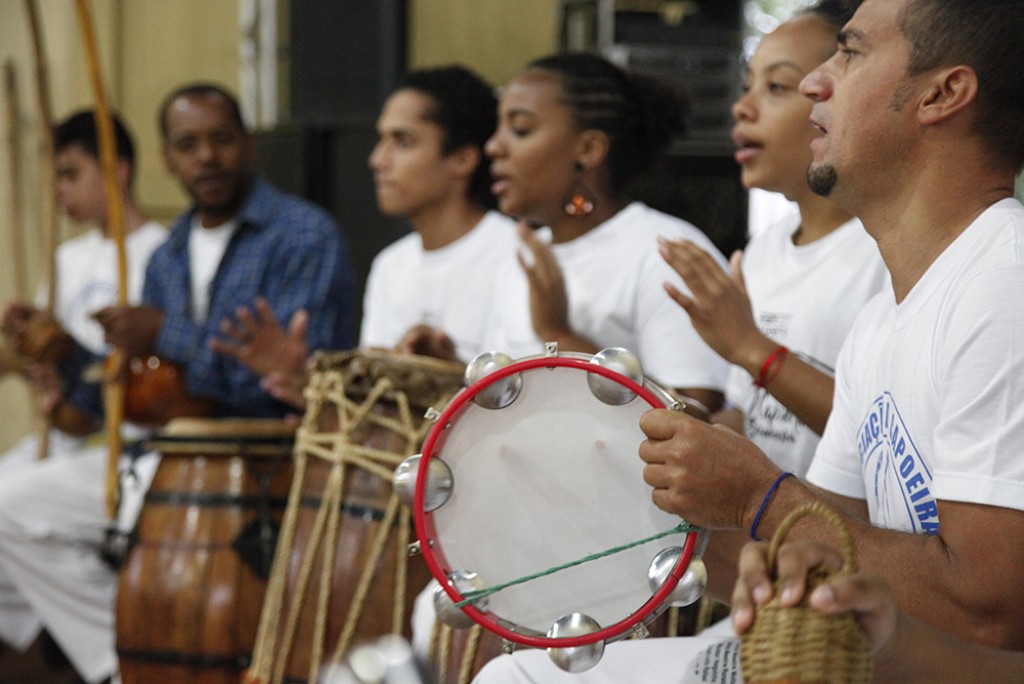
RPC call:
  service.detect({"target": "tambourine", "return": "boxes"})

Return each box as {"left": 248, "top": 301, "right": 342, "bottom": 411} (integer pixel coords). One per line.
{"left": 395, "top": 346, "right": 707, "bottom": 673}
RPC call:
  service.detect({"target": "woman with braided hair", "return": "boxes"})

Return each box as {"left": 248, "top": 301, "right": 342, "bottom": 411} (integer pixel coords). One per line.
{"left": 479, "top": 51, "right": 729, "bottom": 411}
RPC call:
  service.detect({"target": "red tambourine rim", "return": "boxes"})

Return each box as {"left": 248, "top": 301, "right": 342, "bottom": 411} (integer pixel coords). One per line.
{"left": 413, "top": 355, "right": 698, "bottom": 649}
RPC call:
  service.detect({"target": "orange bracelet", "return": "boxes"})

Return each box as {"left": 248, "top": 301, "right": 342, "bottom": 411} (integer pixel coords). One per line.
{"left": 754, "top": 345, "right": 789, "bottom": 388}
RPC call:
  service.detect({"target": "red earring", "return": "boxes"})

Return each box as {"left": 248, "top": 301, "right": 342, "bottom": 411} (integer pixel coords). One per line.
{"left": 564, "top": 161, "right": 595, "bottom": 218}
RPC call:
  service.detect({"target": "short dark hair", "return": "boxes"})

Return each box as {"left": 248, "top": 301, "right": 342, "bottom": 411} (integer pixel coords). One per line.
{"left": 793, "top": 0, "right": 861, "bottom": 63}
{"left": 400, "top": 65, "right": 498, "bottom": 210}
{"left": 800, "top": 0, "right": 860, "bottom": 28}
{"left": 898, "top": 0, "right": 1024, "bottom": 171}
{"left": 158, "top": 82, "right": 246, "bottom": 140}
{"left": 54, "top": 109, "right": 135, "bottom": 166}
{"left": 527, "top": 52, "right": 687, "bottom": 196}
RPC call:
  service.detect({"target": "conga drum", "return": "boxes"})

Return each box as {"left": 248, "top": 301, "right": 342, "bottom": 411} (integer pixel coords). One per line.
{"left": 116, "top": 418, "right": 296, "bottom": 684}
{"left": 411, "top": 347, "right": 709, "bottom": 681}
{"left": 245, "top": 350, "right": 465, "bottom": 684}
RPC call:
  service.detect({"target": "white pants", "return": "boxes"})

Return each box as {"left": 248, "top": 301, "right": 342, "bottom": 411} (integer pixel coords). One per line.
{"left": 471, "top": 620, "right": 741, "bottom": 684}
{"left": 414, "top": 574, "right": 742, "bottom": 684}
{"left": 0, "top": 433, "right": 158, "bottom": 684}
{"left": 411, "top": 581, "right": 437, "bottom": 663}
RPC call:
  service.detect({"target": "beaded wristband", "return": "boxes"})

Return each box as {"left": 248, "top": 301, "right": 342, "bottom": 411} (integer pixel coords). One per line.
{"left": 754, "top": 345, "right": 789, "bottom": 388}
{"left": 750, "top": 471, "right": 795, "bottom": 541}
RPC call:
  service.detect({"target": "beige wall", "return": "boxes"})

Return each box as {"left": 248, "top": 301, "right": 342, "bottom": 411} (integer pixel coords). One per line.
{"left": 409, "top": 0, "right": 558, "bottom": 88}
{"left": 0, "top": 0, "right": 554, "bottom": 450}
{"left": 0, "top": 0, "right": 239, "bottom": 450}
{"left": 119, "top": 0, "right": 241, "bottom": 223}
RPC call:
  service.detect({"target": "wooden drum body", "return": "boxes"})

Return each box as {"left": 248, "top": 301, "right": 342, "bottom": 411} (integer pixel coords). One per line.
{"left": 246, "top": 350, "right": 465, "bottom": 684}
{"left": 116, "top": 418, "right": 296, "bottom": 684}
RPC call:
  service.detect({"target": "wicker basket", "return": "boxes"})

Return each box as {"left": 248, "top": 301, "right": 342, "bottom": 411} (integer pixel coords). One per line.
{"left": 739, "top": 502, "right": 871, "bottom": 684}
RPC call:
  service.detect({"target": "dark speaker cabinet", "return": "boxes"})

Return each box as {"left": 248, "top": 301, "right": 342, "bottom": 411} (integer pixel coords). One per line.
{"left": 563, "top": 0, "right": 749, "bottom": 254}
{"left": 256, "top": 0, "right": 410, "bottom": 332}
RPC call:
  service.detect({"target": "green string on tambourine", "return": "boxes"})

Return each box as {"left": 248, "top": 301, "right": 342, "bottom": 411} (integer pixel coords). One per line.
{"left": 455, "top": 521, "right": 698, "bottom": 608}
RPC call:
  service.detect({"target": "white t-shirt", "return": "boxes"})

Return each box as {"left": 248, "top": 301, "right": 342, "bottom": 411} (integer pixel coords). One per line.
{"left": 17, "top": 220, "right": 167, "bottom": 449}
{"left": 360, "top": 211, "right": 519, "bottom": 362}
{"left": 46, "top": 220, "right": 168, "bottom": 354}
{"left": 187, "top": 217, "right": 237, "bottom": 322}
{"left": 808, "top": 198, "right": 1024, "bottom": 532}
{"left": 726, "top": 215, "right": 888, "bottom": 476}
{"left": 480, "top": 202, "right": 729, "bottom": 391}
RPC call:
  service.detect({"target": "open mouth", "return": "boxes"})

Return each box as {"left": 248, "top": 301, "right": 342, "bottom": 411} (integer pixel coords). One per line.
{"left": 809, "top": 114, "right": 828, "bottom": 136}
{"left": 490, "top": 171, "right": 511, "bottom": 197}
{"left": 732, "top": 133, "right": 763, "bottom": 164}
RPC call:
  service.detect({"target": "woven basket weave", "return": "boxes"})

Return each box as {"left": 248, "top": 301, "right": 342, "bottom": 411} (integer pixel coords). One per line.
{"left": 739, "top": 502, "right": 871, "bottom": 684}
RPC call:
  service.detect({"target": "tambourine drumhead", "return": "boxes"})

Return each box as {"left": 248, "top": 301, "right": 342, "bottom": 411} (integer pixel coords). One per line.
{"left": 414, "top": 354, "right": 698, "bottom": 650}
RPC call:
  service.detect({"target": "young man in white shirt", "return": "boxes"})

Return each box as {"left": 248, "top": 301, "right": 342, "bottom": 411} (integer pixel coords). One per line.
{"left": 0, "top": 110, "right": 166, "bottom": 684}
{"left": 361, "top": 66, "right": 518, "bottom": 362}
{"left": 217, "top": 66, "right": 519, "bottom": 407}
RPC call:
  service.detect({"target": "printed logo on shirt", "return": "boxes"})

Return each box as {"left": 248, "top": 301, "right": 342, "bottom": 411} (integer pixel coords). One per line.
{"left": 745, "top": 352, "right": 833, "bottom": 452}
{"left": 745, "top": 393, "right": 799, "bottom": 446}
{"left": 857, "top": 392, "right": 938, "bottom": 534}
{"left": 68, "top": 280, "right": 117, "bottom": 315}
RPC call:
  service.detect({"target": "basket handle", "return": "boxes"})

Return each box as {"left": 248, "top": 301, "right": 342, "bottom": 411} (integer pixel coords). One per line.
{"left": 767, "top": 501, "right": 858, "bottom": 576}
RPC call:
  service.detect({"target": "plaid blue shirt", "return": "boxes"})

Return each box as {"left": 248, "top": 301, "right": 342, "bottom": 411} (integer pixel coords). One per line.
{"left": 65, "top": 176, "right": 356, "bottom": 419}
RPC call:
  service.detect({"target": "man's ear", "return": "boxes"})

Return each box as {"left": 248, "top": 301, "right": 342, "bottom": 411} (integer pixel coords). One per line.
{"left": 161, "top": 143, "right": 174, "bottom": 174}
{"left": 239, "top": 132, "right": 257, "bottom": 169}
{"left": 918, "top": 65, "right": 978, "bottom": 126}
{"left": 116, "top": 158, "right": 133, "bottom": 190}
{"left": 446, "top": 144, "right": 482, "bottom": 180}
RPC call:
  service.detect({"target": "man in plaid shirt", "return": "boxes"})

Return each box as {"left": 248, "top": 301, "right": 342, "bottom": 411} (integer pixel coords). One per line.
{"left": 0, "top": 83, "right": 356, "bottom": 684}
{"left": 91, "top": 82, "right": 356, "bottom": 417}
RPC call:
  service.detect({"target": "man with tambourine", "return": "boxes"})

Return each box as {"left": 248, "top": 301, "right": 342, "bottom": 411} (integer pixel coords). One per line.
{"left": 475, "top": 0, "right": 1024, "bottom": 680}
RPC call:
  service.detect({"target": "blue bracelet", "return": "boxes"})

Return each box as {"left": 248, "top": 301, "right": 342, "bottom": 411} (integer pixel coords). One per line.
{"left": 750, "top": 471, "right": 794, "bottom": 541}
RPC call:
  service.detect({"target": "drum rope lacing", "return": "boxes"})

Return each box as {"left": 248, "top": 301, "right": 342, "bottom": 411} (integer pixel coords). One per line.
{"left": 245, "top": 366, "right": 442, "bottom": 684}
{"left": 452, "top": 521, "right": 697, "bottom": 608}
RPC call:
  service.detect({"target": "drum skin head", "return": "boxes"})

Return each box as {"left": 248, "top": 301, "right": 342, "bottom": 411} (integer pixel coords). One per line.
{"left": 414, "top": 353, "right": 698, "bottom": 650}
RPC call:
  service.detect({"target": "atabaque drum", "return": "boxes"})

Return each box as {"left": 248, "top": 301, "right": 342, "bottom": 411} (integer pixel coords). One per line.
{"left": 116, "top": 418, "right": 295, "bottom": 684}
{"left": 244, "top": 350, "right": 465, "bottom": 684}
{"left": 410, "top": 346, "right": 709, "bottom": 678}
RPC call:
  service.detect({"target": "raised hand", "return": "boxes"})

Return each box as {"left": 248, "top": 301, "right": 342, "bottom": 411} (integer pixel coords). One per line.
{"left": 658, "top": 239, "right": 770, "bottom": 369}
{"left": 516, "top": 222, "right": 572, "bottom": 343}
{"left": 261, "top": 366, "right": 311, "bottom": 412}
{"left": 209, "top": 297, "right": 309, "bottom": 377}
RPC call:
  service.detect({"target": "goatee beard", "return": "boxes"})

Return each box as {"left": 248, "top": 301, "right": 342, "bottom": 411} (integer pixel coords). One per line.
{"left": 807, "top": 163, "right": 837, "bottom": 197}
